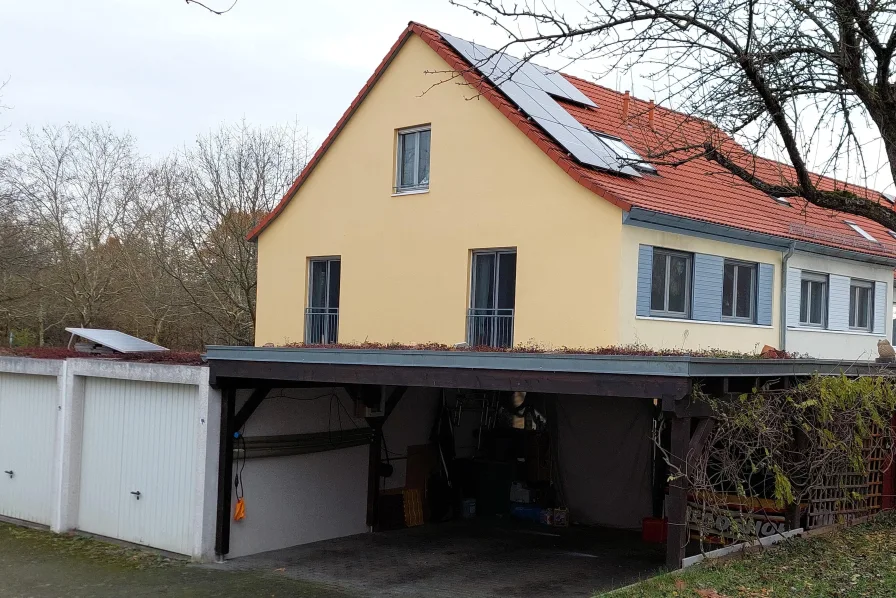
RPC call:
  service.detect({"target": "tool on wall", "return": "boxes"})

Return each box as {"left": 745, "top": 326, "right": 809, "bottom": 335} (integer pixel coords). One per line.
{"left": 233, "top": 431, "right": 247, "bottom": 521}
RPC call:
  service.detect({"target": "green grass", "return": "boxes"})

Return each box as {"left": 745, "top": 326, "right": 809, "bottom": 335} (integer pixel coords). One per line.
{"left": 607, "top": 513, "right": 896, "bottom": 597}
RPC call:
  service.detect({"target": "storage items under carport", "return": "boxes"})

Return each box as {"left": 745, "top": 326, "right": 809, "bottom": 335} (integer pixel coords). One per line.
{"left": 375, "top": 389, "right": 654, "bottom": 534}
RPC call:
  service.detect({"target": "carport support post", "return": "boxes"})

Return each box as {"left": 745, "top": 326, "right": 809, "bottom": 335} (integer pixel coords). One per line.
{"left": 214, "top": 387, "right": 236, "bottom": 559}
{"left": 666, "top": 413, "right": 690, "bottom": 570}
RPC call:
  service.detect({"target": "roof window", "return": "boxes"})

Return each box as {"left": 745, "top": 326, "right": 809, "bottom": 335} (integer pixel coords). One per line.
{"left": 771, "top": 196, "right": 792, "bottom": 207}
{"left": 844, "top": 220, "right": 877, "bottom": 242}
{"left": 591, "top": 132, "right": 656, "bottom": 173}
{"left": 882, "top": 192, "right": 896, "bottom": 204}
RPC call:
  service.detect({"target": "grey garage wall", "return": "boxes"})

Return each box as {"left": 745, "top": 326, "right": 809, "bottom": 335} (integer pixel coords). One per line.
{"left": 551, "top": 395, "right": 654, "bottom": 530}
{"left": 227, "top": 388, "right": 370, "bottom": 559}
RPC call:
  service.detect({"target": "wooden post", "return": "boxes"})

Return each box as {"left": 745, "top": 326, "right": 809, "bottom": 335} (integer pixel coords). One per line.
{"left": 214, "top": 387, "right": 236, "bottom": 559}
{"left": 366, "top": 420, "right": 383, "bottom": 528}
{"left": 666, "top": 414, "right": 691, "bottom": 570}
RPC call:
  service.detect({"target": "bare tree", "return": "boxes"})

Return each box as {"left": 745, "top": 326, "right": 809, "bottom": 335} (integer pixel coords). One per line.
{"left": 1, "top": 124, "right": 144, "bottom": 331}
{"left": 455, "top": 0, "right": 896, "bottom": 227}
{"left": 153, "top": 121, "right": 309, "bottom": 345}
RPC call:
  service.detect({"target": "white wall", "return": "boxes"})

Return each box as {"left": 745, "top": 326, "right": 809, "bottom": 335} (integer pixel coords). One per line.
{"left": 227, "top": 387, "right": 369, "bottom": 558}
{"left": 786, "top": 251, "right": 893, "bottom": 359}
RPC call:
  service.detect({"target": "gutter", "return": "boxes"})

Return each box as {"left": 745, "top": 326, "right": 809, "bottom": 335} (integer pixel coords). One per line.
{"left": 780, "top": 243, "right": 796, "bottom": 351}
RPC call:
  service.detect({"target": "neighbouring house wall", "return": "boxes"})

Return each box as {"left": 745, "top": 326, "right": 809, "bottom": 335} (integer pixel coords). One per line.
{"left": 255, "top": 34, "right": 624, "bottom": 349}
{"left": 618, "top": 225, "right": 781, "bottom": 353}
{"left": 381, "top": 387, "right": 441, "bottom": 492}
{"left": 227, "top": 388, "right": 369, "bottom": 559}
{"left": 785, "top": 251, "right": 893, "bottom": 359}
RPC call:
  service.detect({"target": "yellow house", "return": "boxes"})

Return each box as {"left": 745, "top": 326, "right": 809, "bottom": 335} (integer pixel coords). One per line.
{"left": 252, "top": 23, "right": 895, "bottom": 359}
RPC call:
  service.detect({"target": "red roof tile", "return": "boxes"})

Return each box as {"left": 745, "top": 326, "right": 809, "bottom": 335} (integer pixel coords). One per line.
{"left": 250, "top": 22, "right": 896, "bottom": 262}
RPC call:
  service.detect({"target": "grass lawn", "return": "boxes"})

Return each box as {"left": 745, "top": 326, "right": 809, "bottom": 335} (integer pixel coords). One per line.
{"left": 608, "top": 513, "right": 896, "bottom": 597}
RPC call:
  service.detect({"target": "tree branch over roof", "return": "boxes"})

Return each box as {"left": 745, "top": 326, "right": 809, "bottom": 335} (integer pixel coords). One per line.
{"left": 455, "top": 0, "right": 896, "bottom": 230}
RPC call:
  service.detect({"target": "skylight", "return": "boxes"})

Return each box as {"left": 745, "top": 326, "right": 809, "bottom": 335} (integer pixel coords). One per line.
{"left": 591, "top": 132, "right": 657, "bottom": 173}
{"left": 771, "top": 196, "right": 792, "bottom": 207}
{"left": 882, "top": 192, "right": 896, "bottom": 204}
{"left": 845, "top": 220, "right": 877, "bottom": 242}
{"left": 888, "top": 230, "right": 896, "bottom": 241}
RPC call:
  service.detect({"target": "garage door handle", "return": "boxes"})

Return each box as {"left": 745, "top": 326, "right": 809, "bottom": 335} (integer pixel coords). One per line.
{"left": 3, "top": 470, "right": 12, "bottom": 478}
{"left": 130, "top": 491, "right": 141, "bottom": 500}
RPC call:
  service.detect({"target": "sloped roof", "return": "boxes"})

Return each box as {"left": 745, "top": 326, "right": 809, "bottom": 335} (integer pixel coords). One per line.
{"left": 249, "top": 22, "right": 896, "bottom": 262}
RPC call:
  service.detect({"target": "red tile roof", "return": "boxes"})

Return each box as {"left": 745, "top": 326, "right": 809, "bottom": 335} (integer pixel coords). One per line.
{"left": 249, "top": 22, "right": 896, "bottom": 262}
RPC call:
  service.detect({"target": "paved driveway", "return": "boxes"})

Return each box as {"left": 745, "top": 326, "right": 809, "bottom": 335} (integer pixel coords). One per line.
{"left": 220, "top": 520, "right": 664, "bottom": 598}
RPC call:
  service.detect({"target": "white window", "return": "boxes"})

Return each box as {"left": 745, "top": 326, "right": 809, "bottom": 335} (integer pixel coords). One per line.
{"left": 396, "top": 126, "right": 431, "bottom": 193}
{"left": 799, "top": 272, "right": 828, "bottom": 327}
{"left": 844, "top": 220, "right": 877, "bottom": 242}
{"left": 849, "top": 279, "right": 874, "bottom": 331}
{"left": 722, "top": 260, "right": 756, "bottom": 322}
{"left": 592, "top": 132, "right": 656, "bottom": 173}
{"left": 650, "top": 249, "right": 692, "bottom": 318}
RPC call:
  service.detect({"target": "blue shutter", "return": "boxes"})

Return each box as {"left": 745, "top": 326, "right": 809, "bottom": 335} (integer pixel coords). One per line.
{"left": 827, "top": 275, "right": 850, "bottom": 331}
{"left": 691, "top": 253, "right": 723, "bottom": 322}
{"left": 874, "top": 280, "right": 887, "bottom": 334}
{"left": 756, "top": 263, "right": 774, "bottom": 326}
{"left": 786, "top": 268, "right": 801, "bottom": 327}
{"left": 636, "top": 245, "right": 653, "bottom": 317}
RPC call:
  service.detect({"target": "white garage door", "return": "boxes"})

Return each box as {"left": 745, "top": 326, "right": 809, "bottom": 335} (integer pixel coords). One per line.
{"left": 0, "top": 373, "right": 58, "bottom": 525}
{"left": 78, "top": 377, "right": 198, "bottom": 555}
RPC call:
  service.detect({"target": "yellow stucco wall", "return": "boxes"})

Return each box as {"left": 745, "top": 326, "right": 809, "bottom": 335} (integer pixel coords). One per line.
{"left": 255, "top": 34, "right": 624, "bottom": 348}
{"left": 618, "top": 226, "right": 782, "bottom": 353}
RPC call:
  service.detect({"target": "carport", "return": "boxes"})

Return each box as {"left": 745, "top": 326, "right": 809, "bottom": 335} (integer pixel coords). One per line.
{"left": 204, "top": 346, "right": 882, "bottom": 588}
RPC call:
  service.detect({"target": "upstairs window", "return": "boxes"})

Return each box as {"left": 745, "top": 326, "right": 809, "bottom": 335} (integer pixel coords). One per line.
{"left": 849, "top": 279, "right": 874, "bottom": 331}
{"left": 722, "top": 260, "right": 756, "bottom": 322}
{"left": 592, "top": 132, "right": 656, "bottom": 173}
{"left": 799, "top": 272, "right": 828, "bottom": 328}
{"left": 650, "top": 249, "right": 691, "bottom": 318}
{"left": 396, "top": 126, "right": 431, "bottom": 193}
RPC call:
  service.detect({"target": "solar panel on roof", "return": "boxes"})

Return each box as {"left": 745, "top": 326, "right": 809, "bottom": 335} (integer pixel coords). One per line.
{"left": 439, "top": 31, "right": 639, "bottom": 176}
{"left": 65, "top": 328, "right": 168, "bottom": 353}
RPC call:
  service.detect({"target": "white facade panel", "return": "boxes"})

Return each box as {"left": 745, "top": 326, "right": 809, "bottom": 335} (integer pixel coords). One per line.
{"left": 78, "top": 377, "right": 198, "bottom": 555}
{"left": 0, "top": 373, "right": 58, "bottom": 525}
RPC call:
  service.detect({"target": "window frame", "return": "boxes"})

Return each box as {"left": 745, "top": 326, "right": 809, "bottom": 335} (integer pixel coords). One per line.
{"left": 848, "top": 278, "right": 874, "bottom": 331}
{"left": 649, "top": 249, "right": 693, "bottom": 319}
{"left": 592, "top": 131, "right": 656, "bottom": 173}
{"left": 722, "top": 259, "right": 757, "bottom": 324}
{"left": 799, "top": 271, "right": 828, "bottom": 328}
{"left": 844, "top": 220, "right": 877, "bottom": 242}
{"left": 394, "top": 125, "right": 431, "bottom": 194}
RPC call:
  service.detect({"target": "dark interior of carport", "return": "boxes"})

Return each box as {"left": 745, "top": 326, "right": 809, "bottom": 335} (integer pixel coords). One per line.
{"left": 205, "top": 348, "right": 873, "bottom": 595}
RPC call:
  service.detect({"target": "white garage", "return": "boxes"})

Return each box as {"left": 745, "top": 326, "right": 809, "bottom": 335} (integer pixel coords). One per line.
{"left": 77, "top": 377, "right": 201, "bottom": 555}
{"left": 0, "top": 371, "right": 59, "bottom": 526}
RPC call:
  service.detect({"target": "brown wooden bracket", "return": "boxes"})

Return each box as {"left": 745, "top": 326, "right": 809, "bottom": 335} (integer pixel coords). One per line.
{"left": 232, "top": 387, "right": 270, "bottom": 433}
{"left": 383, "top": 386, "right": 408, "bottom": 421}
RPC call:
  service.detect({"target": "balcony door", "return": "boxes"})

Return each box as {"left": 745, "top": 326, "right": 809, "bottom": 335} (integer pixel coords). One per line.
{"left": 306, "top": 258, "right": 340, "bottom": 344}
{"left": 468, "top": 250, "right": 516, "bottom": 348}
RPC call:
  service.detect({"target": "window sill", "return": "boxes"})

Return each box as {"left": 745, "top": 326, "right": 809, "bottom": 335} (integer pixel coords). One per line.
{"left": 788, "top": 326, "right": 884, "bottom": 337}
{"left": 392, "top": 188, "right": 429, "bottom": 197}
{"left": 636, "top": 315, "right": 772, "bottom": 329}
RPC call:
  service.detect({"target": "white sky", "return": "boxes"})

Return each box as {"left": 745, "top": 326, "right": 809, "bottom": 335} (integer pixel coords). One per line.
{"left": 1, "top": 0, "right": 892, "bottom": 192}
{"left": 0, "top": 0, "right": 519, "bottom": 156}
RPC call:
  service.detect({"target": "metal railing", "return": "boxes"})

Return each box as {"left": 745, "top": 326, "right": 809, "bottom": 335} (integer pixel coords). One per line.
{"left": 304, "top": 307, "right": 339, "bottom": 345}
{"left": 466, "top": 308, "right": 514, "bottom": 348}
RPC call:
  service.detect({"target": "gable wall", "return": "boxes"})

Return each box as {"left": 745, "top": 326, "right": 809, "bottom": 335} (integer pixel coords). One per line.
{"left": 255, "top": 34, "right": 624, "bottom": 348}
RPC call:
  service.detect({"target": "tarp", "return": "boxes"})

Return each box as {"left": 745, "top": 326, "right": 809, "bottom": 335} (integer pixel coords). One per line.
{"left": 551, "top": 395, "right": 654, "bottom": 530}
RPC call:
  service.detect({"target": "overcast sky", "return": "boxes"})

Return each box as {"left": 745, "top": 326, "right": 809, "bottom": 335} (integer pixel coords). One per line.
{"left": 0, "top": 0, "right": 524, "bottom": 156}
{"left": 1, "top": 0, "right": 892, "bottom": 192}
